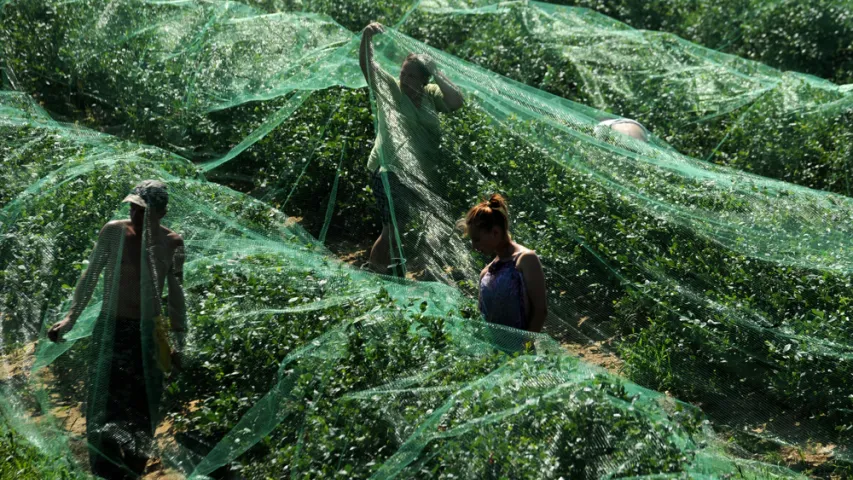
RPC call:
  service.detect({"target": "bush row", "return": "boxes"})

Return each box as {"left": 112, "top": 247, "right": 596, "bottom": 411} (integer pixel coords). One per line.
{"left": 400, "top": 2, "right": 853, "bottom": 197}
{"left": 551, "top": 0, "right": 853, "bottom": 85}
{"left": 0, "top": 96, "right": 803, "bottom": 479}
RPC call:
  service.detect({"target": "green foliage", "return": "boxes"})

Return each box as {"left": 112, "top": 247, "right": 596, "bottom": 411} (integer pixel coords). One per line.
{"left": 400, "top": 3, "right": 853, "bottom": 197}
{"left": 208, "top": 88, "right": 379, "bottom": 242}
{"left": 401, "top": 6, "right": 590, "bottom": 103}
{"left": 0, "top": 0, "right": 845, "bottom": 477}
{"left": 551, "top": 0, "right": 853, "bottom": 85}
{"left": 243, "top": 0, "right": 419, "bottom": 33}
{"left": 143, "top": 244, "right": 713, "bottom": 478}
{"left": 179, "top": 287, "right": 709, "bottom": 479}
{"left": 0, "top": 416, "right": 87, "bottom": 480}
{"left": 168, "top": 253, "right": 376, "bottom": 438}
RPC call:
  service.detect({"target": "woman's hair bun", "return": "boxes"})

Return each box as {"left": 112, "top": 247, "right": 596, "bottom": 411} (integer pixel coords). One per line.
{"left": 486, "top": 194, "right": 509, "bottom": 223}
{"left": 458, "top": 193, "right": 510, "bottom": 236}
{"left": 487, "top": 193, "right": 506, "bottom": 209}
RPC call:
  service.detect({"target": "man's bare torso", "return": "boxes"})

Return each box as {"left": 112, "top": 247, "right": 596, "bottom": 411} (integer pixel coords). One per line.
{"left": 104, "top": 219, "right": 183, "bottom": 320}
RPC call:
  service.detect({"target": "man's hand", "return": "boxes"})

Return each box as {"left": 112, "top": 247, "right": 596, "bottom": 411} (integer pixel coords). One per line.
{"left": 47, "top": 317, "right": 72, "bottom": 343}
{"left": 363, "top": 22, "right": 385, "bottom": 38}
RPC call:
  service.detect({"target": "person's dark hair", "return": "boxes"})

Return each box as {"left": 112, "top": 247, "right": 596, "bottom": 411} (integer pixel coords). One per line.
{"left": 403, "top": 53, "right": 431, "bottom": 82}
{"left": 458, "top": 194, "right": 510, "bottom": 236}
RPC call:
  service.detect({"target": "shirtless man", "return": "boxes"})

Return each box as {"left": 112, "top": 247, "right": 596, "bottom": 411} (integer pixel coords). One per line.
{"left": 47, "top": 179, "right": 186, "bottom": 479}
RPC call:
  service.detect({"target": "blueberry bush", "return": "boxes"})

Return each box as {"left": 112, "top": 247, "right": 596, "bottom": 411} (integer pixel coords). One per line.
{"left": 549, "top": 0, "right": 853, "bottom": 85}
{"left": 400, "top": 2, "right": 853, "bottom": 197}
{"left": 2, "top": 0, "right": 851, "bottom": 477}
{"left": 0, "top": 416, "right": 87, "bottom": 480}
{"left": 0, "top": 87, "right": 807, "bottom": 478}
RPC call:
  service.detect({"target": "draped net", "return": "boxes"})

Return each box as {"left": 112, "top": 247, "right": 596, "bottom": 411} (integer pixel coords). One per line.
{"left": 1, "top": 0, "right": 851, "bottom": 478}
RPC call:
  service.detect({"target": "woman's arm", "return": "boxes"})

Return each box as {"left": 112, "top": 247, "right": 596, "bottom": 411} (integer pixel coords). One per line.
{"left": 518, "top": 252, "right": 547, "bottom": 333}
{"left": 477, "top": 265, "right": 488, "bottom": 311}
{"left": 359, "top": 23, "right": 384, "bottom": 86}
{"left": 422, "top": 56, "right": 464, "bottom": 112}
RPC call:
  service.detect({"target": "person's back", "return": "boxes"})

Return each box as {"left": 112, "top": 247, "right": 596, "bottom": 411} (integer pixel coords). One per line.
{"left": 596, "top": 118, "right": 649, "bottom": 142}
{"left": 479, "top": 251, "right": 530, "bottom": 330}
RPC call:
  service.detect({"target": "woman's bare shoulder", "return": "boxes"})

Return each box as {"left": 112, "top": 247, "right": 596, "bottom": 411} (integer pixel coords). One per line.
{"left": 515, "top": 248, "right": 541, "bottom": 270}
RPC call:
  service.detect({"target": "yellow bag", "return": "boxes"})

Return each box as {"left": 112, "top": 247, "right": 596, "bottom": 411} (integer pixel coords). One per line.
{"left": 154, "top": 315, "right": 172, "bottom": 374}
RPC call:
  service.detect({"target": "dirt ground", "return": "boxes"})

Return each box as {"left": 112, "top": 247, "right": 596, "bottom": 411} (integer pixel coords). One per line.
{"left": 0, "top": 340, "right": 36, "bottom": 382}
{"left": 1, "top": 341, "right": 188, "bottom": 479}
{"left": 779, "top": 442, "right": 838, "bottom": 474}
{"left": 561, "top": 338, "right": 624, "bottom": 376}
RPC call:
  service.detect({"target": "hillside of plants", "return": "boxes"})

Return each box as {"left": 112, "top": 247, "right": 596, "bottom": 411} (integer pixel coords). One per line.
{"left": 1, "top": 0, "right": 852, "bottom": 479}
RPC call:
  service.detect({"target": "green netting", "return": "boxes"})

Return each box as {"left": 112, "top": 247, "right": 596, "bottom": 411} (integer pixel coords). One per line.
{"left": 0, "top": 414, "right": 83, "bottom": 479}
{"left": 543, "top": 0, "right": 853, "bottom": 86}
{"left": 0, "top": 92, "right": 804, "bottom": 478}
{"left": 397, "top": 0, "right": 853, "bottom": 197}
{"left": 1, "top": 0, "right": 852, "bottom": 478}
{"left": 3, "top": 0, "right": 851, "bottom": 195}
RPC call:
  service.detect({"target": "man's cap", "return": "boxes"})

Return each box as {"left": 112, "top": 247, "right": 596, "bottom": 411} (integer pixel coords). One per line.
{"left": 123, "top": 180, "right": 169, "bottom": 211}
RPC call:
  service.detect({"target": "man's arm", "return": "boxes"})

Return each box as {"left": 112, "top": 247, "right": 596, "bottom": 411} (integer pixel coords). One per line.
{"left": 48, "top": 222, "right": 119, "bottom": 342}
{"left": 518, "top": 252, "right": 547, "bottom": 333}
{"left": 167, "top": 236, "right": 187, "bottom": 354}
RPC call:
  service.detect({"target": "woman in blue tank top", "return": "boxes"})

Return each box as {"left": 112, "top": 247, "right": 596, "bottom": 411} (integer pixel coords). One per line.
{"left": 459, "top": 194, "right": 547, "bottom": 333}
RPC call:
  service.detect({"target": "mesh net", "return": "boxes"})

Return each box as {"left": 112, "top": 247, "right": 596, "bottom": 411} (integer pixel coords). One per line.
{"left": 1, "top": 0, "right": 851, "bottom": 478}
{"left": 398, "top": 1, "right": 853, "bottom": 197}
{"left": 540, "top": 0, "right": 853, "bottom": 86}
{"left": 0, "top": 91, "right": 803, "bottom": 479}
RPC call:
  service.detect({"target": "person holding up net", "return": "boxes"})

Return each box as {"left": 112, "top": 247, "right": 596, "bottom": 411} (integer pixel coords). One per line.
{"left": 459, "top": 195, "right": 547, "bottom": 334}
{"left": 360, "top": 22, "right": 464, "bottom": 276}
{"left": 47, "top": 180, "right": 186, "bottom": 479}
